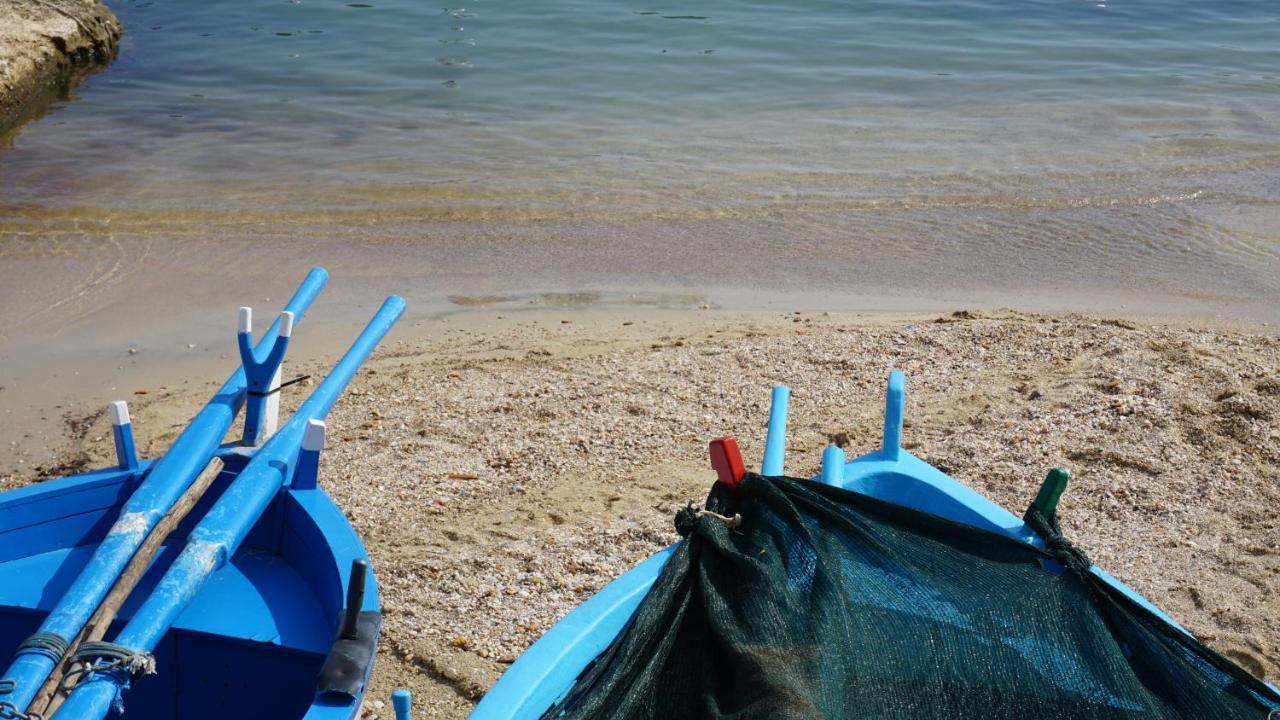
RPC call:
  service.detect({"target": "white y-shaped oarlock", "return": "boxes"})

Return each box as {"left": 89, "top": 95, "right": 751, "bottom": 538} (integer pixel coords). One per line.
{"left": 236, "top": 307, "right": 294, "bottom": 446}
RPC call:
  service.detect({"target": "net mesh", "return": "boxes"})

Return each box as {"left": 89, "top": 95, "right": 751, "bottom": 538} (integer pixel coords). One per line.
{"left": 541, "top": 473, "right": 1280, "bottom": 719}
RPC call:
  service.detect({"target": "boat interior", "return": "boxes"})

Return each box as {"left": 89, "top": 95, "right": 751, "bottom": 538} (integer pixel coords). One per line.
{"left": 0, "top": 449, "right": 370, "bottom": 718}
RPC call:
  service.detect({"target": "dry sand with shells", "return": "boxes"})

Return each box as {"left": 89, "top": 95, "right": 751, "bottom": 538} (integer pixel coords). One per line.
{"left": 5, "top": 308, "right": 1278, "bottom": 717}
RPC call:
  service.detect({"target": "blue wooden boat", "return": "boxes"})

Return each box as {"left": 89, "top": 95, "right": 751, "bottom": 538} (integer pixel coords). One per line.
{"left": 469, "top": 373, "right": 1280, "bottom": 718}
{"left": 0, "top": 270, "right": 403, "bottom": 720}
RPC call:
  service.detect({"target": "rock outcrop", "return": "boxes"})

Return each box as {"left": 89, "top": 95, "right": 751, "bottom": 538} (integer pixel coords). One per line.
{"left": 0, "top": 0, "right": 121, "bottom": 138}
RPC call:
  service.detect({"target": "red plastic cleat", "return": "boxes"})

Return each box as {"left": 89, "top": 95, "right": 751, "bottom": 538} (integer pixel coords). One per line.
{"left": 709, "top": 437, "right": 747, "bottom": 491}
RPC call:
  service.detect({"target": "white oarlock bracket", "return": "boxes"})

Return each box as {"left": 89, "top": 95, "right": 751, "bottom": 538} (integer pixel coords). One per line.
{"left": 108, "top": 400, "right": 131, "bottom": 427}
{"left": 302, "top": 418, "right": 327, "bottom": 452}
{"left": 263, "top": 365, "right": 282, "bottom": 440}
{"left": 238, "top": 306, "right": 252, "bottom": 335}
{"left": 109, "top": 400, "right": 140, "bottom": 472}
{"left": 261, "top": 311, "right": 294, "bottom": 440}
{"left": 293, "top": 419, "right": 326, "bottom": 491}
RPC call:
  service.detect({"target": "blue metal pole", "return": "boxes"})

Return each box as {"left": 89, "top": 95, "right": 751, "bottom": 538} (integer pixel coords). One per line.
{"left": 291, "top": 419, "right": 326, "bottom": 491}
{"left": 761, "top": 385, "right": 790, "bottom": 476}
{"left": 56, "top": 296, "right": 405, "bottom": 720}
{"left": 393, "top": 688, "right": 413, "bottom": 720}
{"left": 0, "top": 268, "right": 328, "bottom": 713}
{"left": 821, "top": 445, "right": 846, "bottom": 486}
{"left": 108, "top": 401, "right": 139, "bottom": 472}
{"left": 882, "top": 370, "right": 905, "bottom": 461}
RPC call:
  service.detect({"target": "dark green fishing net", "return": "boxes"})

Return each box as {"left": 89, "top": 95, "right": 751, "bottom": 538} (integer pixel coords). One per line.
{"left": 540, "top": 473, "right": 1280, "bottom": 719}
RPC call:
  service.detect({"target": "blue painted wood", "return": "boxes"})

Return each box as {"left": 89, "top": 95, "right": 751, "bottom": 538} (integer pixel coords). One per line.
{"left": 393, "top": 689, "right": 412, "bottom": 720}
{"left": 170, "top": 634, "right": 321, "bottom": 719}
{"left": 284, "top": 484, "right": 382, "bottom": 718}
{"left": 54, "top": 296, "right": 403, "bottom": 720}
{"left": 882, "top": 369, "right": 905, "bottom": 461}
{"left": 109, "top": 404, "right": 140, "bottom": 473}
{"left": 469, "top": 548, "right": 677, "bottom": 718}
{"left": 0, "top": 542, "right": 330, "bottom": 653}
{"left": 0, "top": 453, "right": 378, "bottom": 719}
{"left": 0, "top": 512, "right": 123, "bottom": 570}
{"left": 0, "top": 268, "right": 329, "bottom": 713}
{"left": 0, "top": 454, "right": 229, "bottom": 565}
{"left": 761, "top": 385, "right": 789, "bottom": 475}
{"left": 820, "top": 445, "right": 845, "bottom": 486}
{"left": 470, "top": 371, "right": 1214, "bottom": 720}
{"left": 292, "top": 420, "right": 326, "bottom": 491}
{"left": 0, "top": 463, "right": 148, "bottom": 533}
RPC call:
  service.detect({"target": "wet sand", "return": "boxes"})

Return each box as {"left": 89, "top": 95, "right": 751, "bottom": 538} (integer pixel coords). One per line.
{"left": 3, "top": 236, "right": 1278, "bottom": 483}
{"left": 2, "top": 307, "right": 1276, "bottom": 717}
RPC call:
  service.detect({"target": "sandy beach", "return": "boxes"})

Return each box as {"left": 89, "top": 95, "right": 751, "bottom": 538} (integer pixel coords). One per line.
{"left": 2, "top": 307, "right": 1276, "bottom": 717}
{"left": 2, "top": 0, "right": 1278, "bottom": 714}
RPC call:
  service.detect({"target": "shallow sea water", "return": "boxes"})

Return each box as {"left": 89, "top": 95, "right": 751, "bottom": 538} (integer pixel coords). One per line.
{"left": 2, "top": 0, "right": 1280, "bottom": 481}
{"left": 1, "top": 0, "right": 1279, "bottom": 322}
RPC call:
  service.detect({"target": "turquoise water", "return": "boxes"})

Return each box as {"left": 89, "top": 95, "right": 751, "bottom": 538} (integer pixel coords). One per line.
{"left": 2, "top": 0, "right": 1279, "bottom": 316}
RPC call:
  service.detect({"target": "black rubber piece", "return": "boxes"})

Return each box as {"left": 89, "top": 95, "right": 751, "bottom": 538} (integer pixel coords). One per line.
{"left": 317, "top": 610, "right": 380, "bottom": 699}
{"left": 341, "top": 559, "right": 367, "bottom": 640}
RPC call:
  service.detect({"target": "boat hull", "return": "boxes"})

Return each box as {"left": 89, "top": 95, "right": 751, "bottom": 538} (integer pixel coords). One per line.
{"left": 0, "top": 448, "right": 378, "bottom": 719}
{"left": 470, "top": 373, "right": 1239, "bottom": 719}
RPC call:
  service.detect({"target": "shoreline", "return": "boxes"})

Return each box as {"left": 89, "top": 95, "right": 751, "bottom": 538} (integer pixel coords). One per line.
{"left": 0, "top": 0, "right": 120, "bottom": 140}
{"left": 2, "top": 308, "right": 1276, "bottom": 716}
{"left": 1, "top": 294, "right": 1274, "bottom": 482}
{"left": 0, "top": 0, "right": 1276, "bottom": 712}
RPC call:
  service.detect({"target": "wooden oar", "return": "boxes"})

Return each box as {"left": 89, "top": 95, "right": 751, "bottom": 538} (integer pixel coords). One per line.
{"left": 31, "top": 457, "right": 226, "bottom": 717}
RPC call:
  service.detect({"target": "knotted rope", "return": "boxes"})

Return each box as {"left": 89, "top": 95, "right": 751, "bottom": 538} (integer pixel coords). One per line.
{"left": 14, "top": 634, "right": 68, "bottom": 665}
{"left": 675, "top": 503, "right": 742, "bottom": 537}
{"left": 59, "top": 641, "right": 156, "bottom": 700}
{"left": 1023, "top": 506, "right": 1092, "bottom": 576}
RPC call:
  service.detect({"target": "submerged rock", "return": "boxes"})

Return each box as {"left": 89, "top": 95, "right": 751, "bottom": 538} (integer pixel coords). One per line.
{"left": 0, "top": 0, "right": 121, "bottom": 138}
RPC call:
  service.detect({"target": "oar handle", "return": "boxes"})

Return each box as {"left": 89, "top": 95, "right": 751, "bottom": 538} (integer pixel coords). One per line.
{"left": 279, "top": 267, "right": 329, "bottom": 324}
{"left": 290, "top": 295, "right": 406, "bottom": 424}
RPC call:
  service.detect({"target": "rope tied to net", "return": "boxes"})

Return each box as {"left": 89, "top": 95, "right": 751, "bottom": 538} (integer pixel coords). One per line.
{"left": 59, "top": 641, "right": 156, "bottom": 708}
{"left": 1023, "top": 506, "right": 1092, "bottom": 576}
{"left": 675, "top": 503, "right": 742, "bottom": 537}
